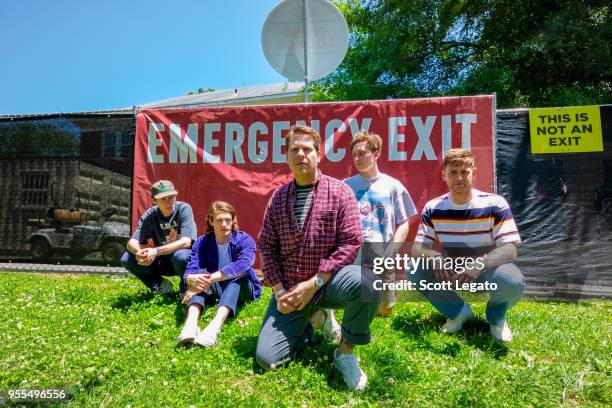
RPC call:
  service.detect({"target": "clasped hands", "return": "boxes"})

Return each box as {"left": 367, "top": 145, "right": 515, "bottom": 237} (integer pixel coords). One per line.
{"left": 276, "top": 280, "right": 318, "bottom": 314}
{"left": 136, "top": 247, "right": 158, "bottom": 266}
{"left": 433, "top": 261, "right": 483, "bottom": 285}
{"left": 181, "top": 273, "right": 213, "bottom": 304}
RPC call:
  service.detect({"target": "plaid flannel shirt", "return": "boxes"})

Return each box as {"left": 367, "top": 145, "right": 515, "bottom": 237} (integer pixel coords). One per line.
{"left": 258, "top": 173, "right": 362, "bottom": 297}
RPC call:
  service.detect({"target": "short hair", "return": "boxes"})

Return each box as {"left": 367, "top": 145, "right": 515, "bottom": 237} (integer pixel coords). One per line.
{"left": 443, "top": 148, "right": 475, "bottom": 169}
{"left": 351, "top": 131, "right": 382, "bottom": 153}
{"left": 206, "top": 201, "right": 239, "bottom": 234}
{"left": 284, "top": 125, "right": 321, "bottom": 152}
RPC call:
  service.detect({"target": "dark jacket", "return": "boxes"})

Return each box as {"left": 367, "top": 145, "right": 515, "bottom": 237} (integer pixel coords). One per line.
{"left": 184, "top": 230, "right": 262, "bottom": 300}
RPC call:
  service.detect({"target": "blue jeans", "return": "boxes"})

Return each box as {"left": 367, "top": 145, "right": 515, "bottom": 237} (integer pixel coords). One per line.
{"left": 405, "top": 263, "right": 525, "bottom": 326}
{"left": 183, "top": 278, "right": 255, "bottom": 317}
{"left": 121, "top": 249, "right": 191, "bottom": 289}
{"left": 255, "top": 264, "right": 380, "bottom": 370}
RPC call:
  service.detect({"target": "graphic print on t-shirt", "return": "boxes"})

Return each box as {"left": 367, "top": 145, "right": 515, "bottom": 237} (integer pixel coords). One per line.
{"left": 159, "top": 221, "right": 181, "bottom": 245}
{"left": 354, "top": 190, "right": 389, "bottom": 242}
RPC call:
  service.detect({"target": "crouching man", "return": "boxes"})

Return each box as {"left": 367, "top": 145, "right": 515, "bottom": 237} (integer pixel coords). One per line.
{"left": 255, "top": 125, "right": 380, "bottom": 391}
{"left": 121, "top": 180, "right": 196, "bottom": 295}
{"left": 409, "top": 149, "right": 524, "bottom": 342}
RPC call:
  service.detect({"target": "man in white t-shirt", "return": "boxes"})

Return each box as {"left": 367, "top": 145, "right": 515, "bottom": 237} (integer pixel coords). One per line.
{"left": 345, "top": 131, "right": 417, "bottom": 316}
{"left": 409, "top": 148, "right": 524, "bottom": 342}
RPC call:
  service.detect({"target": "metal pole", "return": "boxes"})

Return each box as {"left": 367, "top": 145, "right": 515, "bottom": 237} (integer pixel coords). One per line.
{"left": 303, "top": 0, "right": 309, "bottom": 103}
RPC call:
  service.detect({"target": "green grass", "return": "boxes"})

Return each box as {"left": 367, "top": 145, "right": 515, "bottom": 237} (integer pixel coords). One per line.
{"left": 0, "top": 272, "right": 610, "bottom": 407}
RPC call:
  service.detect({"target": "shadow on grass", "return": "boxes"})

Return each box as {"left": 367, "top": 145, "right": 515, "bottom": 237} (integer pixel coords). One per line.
{"left": 392, "top": 309, "right": 508, "bottom": 358}
{"left": 110, "top": 291, "right": 179, "bottom": 310}
{"left": 237, "top": 331, "right": 350, "bottom": 389}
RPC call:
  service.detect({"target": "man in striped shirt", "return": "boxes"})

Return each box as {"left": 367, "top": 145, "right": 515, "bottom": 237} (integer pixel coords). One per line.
{"left": 255, "top": 125, "right": 380, "bottom": 391}
{"left": 409, "top": 148, "right": 525, "bottom": 342}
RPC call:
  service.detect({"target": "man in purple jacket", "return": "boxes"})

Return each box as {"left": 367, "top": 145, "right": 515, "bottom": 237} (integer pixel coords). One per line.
{"left": 177, "top": 201, "right": 262, "bottom": 347}
{"left": 255, "top": 125, "right": 380, "bottom": 391}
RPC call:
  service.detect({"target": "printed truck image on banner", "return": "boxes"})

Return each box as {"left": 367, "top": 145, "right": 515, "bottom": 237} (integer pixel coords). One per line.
{"left": 529, "top": 105, "right": 603, "bottom": 154}
{"left": 133, "top": 96, "right": 495, "bottom": 246}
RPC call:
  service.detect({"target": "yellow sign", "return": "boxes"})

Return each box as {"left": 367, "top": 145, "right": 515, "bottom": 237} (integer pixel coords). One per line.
{"left": 529, "top": 105, "right": 603, "bottom": 154}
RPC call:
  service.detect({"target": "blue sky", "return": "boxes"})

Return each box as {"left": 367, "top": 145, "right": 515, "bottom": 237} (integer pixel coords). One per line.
{"left": 0, "top": 0, "right": 289, "bottom": 114}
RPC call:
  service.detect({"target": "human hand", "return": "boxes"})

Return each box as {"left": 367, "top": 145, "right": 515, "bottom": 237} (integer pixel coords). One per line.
{"left": 136, "top": 248, "right": 156, "bottom": 266}
{"left": 282, "top": 280, "right": 317, "bottom": 311}
{"left": 275, "top": 290, "right": 297, "bottom": 314}
{"left": 456, "top": 265, "right": 484, "bottom": 285}
{"left": 181, "top": 289, "right": 198, "bottom": 304}
{"left": 186, "top": 273, "right": 212, "bottom": 293}
{"left": 432, "top": 256, "right": 453, "bottom": 283}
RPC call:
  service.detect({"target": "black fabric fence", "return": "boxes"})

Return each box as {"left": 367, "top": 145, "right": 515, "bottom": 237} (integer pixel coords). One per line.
{"left": 0, "top": 114, "right": 134, "bottom": 272}
{"left": 0, "top": 108, "right": 610, "bottom": 298}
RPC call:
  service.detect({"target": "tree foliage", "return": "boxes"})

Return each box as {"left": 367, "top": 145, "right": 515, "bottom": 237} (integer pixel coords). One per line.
{"left": 311, "top": 0, "right": 612, "bottom": 108}
{"left": 0, "top": 121, "right": 80, "bottom": 158}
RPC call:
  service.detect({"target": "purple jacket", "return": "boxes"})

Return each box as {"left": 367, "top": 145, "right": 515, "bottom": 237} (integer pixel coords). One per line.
{"left": 184, "top": 230, "right": 262, "bottom": 300}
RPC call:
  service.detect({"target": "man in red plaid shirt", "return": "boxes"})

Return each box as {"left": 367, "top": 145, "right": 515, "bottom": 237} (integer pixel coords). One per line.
{"left": 255, "top": 125, "right": 380, "bottom": 391}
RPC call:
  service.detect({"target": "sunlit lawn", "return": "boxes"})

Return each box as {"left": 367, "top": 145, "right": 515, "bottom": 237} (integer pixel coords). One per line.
{"left": 0, "top": 272, "right": 610, "bottom": 407}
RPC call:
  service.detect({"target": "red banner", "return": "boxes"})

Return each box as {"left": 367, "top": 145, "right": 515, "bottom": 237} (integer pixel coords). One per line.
{"left": 133, "top": 96, "right": 495, "bottom": 246}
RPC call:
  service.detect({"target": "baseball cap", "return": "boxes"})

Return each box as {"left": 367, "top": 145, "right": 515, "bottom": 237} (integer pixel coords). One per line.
{"left": 151, "top": 180, "right": 178, "bottom": 199}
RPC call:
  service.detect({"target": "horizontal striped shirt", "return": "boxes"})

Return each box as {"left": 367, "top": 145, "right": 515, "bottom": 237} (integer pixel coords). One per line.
{"left": 415, "top": 189, "right": 521, "bottom": 257}
{"left": 294, "top": 184, "right": 314, "bottom": 230}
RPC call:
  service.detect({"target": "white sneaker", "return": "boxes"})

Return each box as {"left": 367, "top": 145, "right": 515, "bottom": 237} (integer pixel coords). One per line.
{"left": 441, "top": 303, "right": 472, "bottom": 334}
{"left": 194, "top": 324, "right": 221, "bottom": 347}
{"left": 323, "top": 309, "right": 342, "bottom": 343}
{"left": 333, "top": 349, "right": 368, "bottom": 391}
{"left": 153, "top": 278, "right": 174, "bottom": 295}
{"left": 490, "top": 320, "right": 513, "bottom": 342}
{"left": 176, "top": 325, "right": 200, "bottom": 346}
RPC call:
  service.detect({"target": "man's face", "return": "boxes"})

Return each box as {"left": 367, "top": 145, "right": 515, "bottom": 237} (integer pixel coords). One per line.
{"left": 210, "top": 210, "right": 233, "bottom": 241}
{"left": 351, "top": 142, "right": 379, "bottom": 175}
{"left": 287, "top": 134, "right": 320, "bottom": 178}
{"left": 154, "top": 194, "right": 176, "bottom": 213}
{"left": 442, "top": 162, "right": 476, "bottom": 195}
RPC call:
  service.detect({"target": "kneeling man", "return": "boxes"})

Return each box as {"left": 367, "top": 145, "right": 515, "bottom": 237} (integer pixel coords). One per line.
{"left": 409, "top": 149, "right": 524, "bottom": 342}
{"left": 255, "top": 125, "right": 379, "bottom": 391}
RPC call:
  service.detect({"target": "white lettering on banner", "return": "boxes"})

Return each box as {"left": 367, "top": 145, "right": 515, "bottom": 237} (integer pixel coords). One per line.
{"left": 456, "top": 114, "right": 477, "bottom": 150}
{"left": 295, "top": 120, "right": 320, "bottom": 134}
{"left": 389, "top": 117, "right": 407, "bottom": 161}
{"left": 411, "top": 116, "right": 436, "bottom": 160}
{"left": 203, "top": 123, "right": 221, "bottom": 163}
{"left": 389, "top": 115, "right": 477, "bottom": 161}
{"left": 273, "top": 121, "right": 290, "bottom": 163}
{"left": 145, "top": 114, "right": 479, "bottom": 164}
{"left": 169, "top": 123, "right": 198, "bottom": 163}
{"left": 148, "top": 123, "right": 164, "bottom": 163}
{"left": 225, "top": 123, "right": 245, "bottom": 164}
{"left": 348, "top": 117, "right": 372, "bottom": 136}
{"left": 248, "top": 122, "right": 268, "bottom": 164}
{"left": 442, "top": 115, "right": 452, "bottom": 154}
{"left": 325, "top": 119, "right": 346, "bottom": 163}
{"left": 322, "top": 118, "right": 375, "bottom": 161}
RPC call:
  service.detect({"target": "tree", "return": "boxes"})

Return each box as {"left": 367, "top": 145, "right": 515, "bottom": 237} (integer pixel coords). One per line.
{"left": 186, "top": 87, "right": 215, "bottom": 95}
{"left": 0, "top": 121, "right": 80, "bottom": 158}
{"left": 311, "top": 0, "right": 612, "bottom": 108}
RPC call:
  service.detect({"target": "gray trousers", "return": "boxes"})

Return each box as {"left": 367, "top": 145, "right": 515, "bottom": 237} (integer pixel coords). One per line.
{"left": 255, "top": 265, "right": 380, "bottom": 370}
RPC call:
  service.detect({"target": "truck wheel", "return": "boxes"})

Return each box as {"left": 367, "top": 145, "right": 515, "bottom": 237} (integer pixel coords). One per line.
{"left": 101, "top": 242, "right": 124, "bottom": 264}
{"left": 31, "top": 238, "right": 51, "bottom": 260}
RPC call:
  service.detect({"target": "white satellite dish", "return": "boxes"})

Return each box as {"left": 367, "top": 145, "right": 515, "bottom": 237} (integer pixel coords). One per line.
{"left": 261, "top": 0, "right": 349, "bottom": 101}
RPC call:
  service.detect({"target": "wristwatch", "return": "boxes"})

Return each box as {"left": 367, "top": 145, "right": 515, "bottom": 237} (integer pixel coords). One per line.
{"left": 314, "top": 275, "right": 325, "bottom": 288}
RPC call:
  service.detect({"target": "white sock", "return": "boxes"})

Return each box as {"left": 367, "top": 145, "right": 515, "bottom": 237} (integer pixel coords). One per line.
{"left": 184, "top": 304, "right": 201, "bottom": 332}
{"left": 195, "top": 306, "right": 229, "bottom": 346}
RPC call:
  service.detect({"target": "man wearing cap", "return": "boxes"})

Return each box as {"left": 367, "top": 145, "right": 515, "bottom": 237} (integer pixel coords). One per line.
{"left": 121, "top": 180, "right": 197, "bottom": 295}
